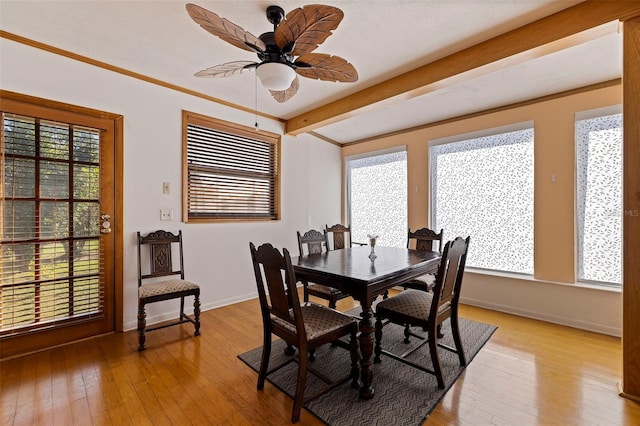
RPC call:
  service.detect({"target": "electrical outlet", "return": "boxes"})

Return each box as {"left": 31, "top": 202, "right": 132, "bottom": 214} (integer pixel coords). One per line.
{"left": 160, "top": 209, "right": 173, "bottom": 221}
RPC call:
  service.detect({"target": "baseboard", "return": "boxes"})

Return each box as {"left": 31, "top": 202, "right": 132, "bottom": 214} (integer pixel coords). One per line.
{"left": 124, "top": 291, "right": 258, "bottom": 331}
{"left": 460, "top": 296, "right": 621, "bottom": 337}
{"left": 618, "top": 382, "right": 640, "bottom": 402}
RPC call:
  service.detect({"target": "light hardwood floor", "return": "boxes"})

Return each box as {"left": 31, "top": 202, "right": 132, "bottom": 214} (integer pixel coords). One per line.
{"left": 2, "top": 293, "right": 639, "bottom": 425}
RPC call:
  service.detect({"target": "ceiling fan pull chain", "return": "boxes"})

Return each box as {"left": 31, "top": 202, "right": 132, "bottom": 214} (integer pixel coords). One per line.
{"left": 254, "top": 72, "right": 260, "bottom": 132}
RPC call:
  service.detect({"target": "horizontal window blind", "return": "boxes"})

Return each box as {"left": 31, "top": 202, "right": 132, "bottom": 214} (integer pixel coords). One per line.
{"left": 184, "top": 112, "right": 280, "bottom": 221}
{"left": 1, "top": 113, "right": 104, "bottom": 336}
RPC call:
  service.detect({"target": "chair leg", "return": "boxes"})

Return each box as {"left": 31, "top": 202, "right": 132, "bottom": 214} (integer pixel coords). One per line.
{"left": 374, "top": 316, "right": 383, "bottom": 363}
{"left": 302, "top": 281, "right": 310, "bottom": 304}
{"left": 403, "top": 324, "right": 411, "bottom": 344}
{"left": 450, "top": 312, "right": 466, "bottom": 366}
{"left": 328, "top": 296, "right": 337, "bottom": 310}
{"left": 292, "top": 344, "right": 309, "bottom": 423}
{"left": 284, "top": 344, "right": 296, "bottom": 356}
{"left": 257, "top": 333, "right": 272, "bottom": 390}
{"left": 428, "top": 323, "right": 445, "bottom": 389}
{"left": 193, "top": 293, "right": 201, "bottom": 336}
{"left": 349, "top": 328, "right": 361, "bottom": 388}
{"left": 137, "top": 301, "right": 146, "bottom": 351}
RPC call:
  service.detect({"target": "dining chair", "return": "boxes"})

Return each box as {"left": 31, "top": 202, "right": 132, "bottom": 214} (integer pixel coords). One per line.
{"left": 297, "top": 229, "right": 350, "bottom": 309}
{"left": 325, "top": 223, "right": 366, "bottom": 250}
{"left": 402, "top": 227, "right": 444, "bottom": 292}
{"left": 136, "top": 230, "right": 201, "bottom": 351}
{"left": 373, "top": 236, "right": 470, "bottom": 389}
{"left": 249, "top": 242, "right": 360, "bottom": 423}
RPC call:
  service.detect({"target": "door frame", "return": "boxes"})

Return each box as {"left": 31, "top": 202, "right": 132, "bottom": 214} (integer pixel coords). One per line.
{"left": 0, "top": 90, "right": 124, "bottom": 354}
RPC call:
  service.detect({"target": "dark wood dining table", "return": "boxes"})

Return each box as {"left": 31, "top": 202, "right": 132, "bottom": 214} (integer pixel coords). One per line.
{"left": 292, "top": 245, "right": 441, "bottom": 400}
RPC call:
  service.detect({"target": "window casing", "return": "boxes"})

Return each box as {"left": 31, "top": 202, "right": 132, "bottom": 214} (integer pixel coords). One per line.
{"left": 182, "top": 111, "right": 280, "bottom": 222}
{"left": 575, "top": 108, "right": 622, "bottom": 286}
{"left": 346, "top": 148, "right": 407, "bottom": 248}
{"left": 430, "top": 124, "right": 534, "bottom": 274}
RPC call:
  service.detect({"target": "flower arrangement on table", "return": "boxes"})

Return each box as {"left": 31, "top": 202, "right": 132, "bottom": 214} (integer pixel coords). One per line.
{"left": 367, "top": 234, "right": 378, "bottom": 259}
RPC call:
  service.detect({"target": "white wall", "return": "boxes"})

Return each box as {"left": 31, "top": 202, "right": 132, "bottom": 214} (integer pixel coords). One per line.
{"left": 1, "top": 39, "right": 343, "bottom": 331}
{"left": 461, "top": 272, "right": 621, "bottom": 336}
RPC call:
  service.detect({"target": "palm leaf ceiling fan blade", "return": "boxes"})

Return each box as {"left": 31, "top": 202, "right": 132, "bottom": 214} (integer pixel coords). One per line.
{"left": 269, "top": 75, "right": 300, "bottom": 103}
{"left": 186, "top": 3, "right": 357, "bottom": 102}
{"left": 186, "top": 3, "right": 266, "bottom": 53}
{"left": 295, "top": 53, "right": 358, "bottom": 82}
{"left": 194, "top": 61, "right": 258, "bottom": 78}
{"left": 275, "top": 5, "right": 344, "bottom": 56}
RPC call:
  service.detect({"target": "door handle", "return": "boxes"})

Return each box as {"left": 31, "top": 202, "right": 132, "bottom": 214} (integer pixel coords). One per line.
{"left": 100, "top": 214, "right": 112, "bottom": 234}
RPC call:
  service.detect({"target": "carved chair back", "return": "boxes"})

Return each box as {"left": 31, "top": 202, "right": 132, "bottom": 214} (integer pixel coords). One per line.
{"left": 325, "top": 223, "right": 355, "bottom": 250}
{"left": 297, "top": 229, "right": 329, "bottom": 256}
{"left": 431, "top": 236, "right": 470, "bottom": 322}
{"left": 407, "top": 227, "right": 444, "bottom": 253}
{"left": 137, "top": 229, "right": 185, "bottom": 286}
{"left": 250, "top": 243, "right": 306, "bottom": 340}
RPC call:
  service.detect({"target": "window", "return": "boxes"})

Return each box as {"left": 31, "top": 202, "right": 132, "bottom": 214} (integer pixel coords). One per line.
{"left": 346, "top": 148, "right": 407, "bottom": 247}
{"left": 2, "top": 113, "right": 103, "bottom": 333}
{"left": 183, "top": 111, "right": 280, "bottom": 222}
{"left": 430, "top": 124, "right": 534, "bottom": 274}
{"left": 576, "top": 108, "right": 622, "bottom": 285}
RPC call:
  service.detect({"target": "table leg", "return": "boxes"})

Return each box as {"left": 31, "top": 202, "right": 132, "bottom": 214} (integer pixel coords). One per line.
{"left": 358, "top": 302, "right": 375, "bottom": 399}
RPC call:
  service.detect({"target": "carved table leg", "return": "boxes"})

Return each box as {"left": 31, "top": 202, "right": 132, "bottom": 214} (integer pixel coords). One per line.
{"left": 358, "top": 303, "right": 375, "bottom": 399}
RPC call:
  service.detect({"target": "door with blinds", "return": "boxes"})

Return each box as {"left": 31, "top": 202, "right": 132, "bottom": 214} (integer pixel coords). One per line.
{"left": 1, "top": 93, "right": 119, "bottom": 358}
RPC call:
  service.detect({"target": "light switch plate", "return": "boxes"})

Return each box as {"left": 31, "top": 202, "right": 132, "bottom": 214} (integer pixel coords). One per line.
{"left": 160, "top": 209, "right": 173, "bottom": 221}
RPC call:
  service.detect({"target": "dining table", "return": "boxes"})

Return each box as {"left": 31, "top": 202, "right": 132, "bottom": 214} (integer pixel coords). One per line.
{"left": 292, "top": 245, "right": 442, "bottom": 400}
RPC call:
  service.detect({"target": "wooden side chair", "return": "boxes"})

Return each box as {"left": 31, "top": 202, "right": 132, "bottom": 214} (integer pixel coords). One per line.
{"left": 403, "top": 227, "right": 444, "bottom": 292}
{"left": 374, "top": 236, "right": 470, "bottom": 389}
{"left": 325, "top": 223, "right": 366, "bottom": 250}
{"left": 297, "top": 229, "right": 350, "bottom": 309}
{"left": 136, "top": 230, "right": 201, "bottom": 351}
{"left": 249, "top": 242, "right": 360, "bottom": 423}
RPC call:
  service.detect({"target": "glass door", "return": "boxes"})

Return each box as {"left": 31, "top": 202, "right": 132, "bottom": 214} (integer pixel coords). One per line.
{"left": 1, "top": 98, "right": 117, "bottom": 358}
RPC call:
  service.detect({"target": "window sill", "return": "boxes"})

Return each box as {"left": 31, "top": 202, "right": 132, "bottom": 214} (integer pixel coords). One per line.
{"left": 465, "top": 268, "right": 622, "bottom": 293}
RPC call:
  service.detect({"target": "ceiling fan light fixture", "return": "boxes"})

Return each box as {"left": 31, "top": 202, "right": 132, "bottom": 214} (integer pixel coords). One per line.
{"left": 256, "top": 62, "right": 296, "bottom": 91}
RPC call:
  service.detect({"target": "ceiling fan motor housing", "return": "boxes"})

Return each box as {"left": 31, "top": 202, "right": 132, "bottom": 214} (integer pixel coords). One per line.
{"left": 258, "top": 32, "right": 292, "bottom": 64}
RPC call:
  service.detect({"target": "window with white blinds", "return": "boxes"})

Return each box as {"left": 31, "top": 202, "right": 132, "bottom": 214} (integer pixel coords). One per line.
{"left": 1, "top": 113, "right": 104, "bottom": 335}
{"left": 183, "top": 111, "right": 281, "bottom": 222}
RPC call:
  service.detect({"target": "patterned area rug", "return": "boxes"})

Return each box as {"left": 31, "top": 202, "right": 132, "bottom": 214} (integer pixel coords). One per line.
{"left": 238, "top": 310, "right": 497, "bottom": 425}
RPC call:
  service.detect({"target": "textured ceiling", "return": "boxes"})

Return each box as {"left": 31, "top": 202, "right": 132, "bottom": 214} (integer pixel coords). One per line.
{"left": 0, "top": 0, "right": 619, "bottom": 144}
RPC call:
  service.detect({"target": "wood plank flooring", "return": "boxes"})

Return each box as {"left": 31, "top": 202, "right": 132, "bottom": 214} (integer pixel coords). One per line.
{"left": 2, "top": 294, "right": 639, "bottom": 425}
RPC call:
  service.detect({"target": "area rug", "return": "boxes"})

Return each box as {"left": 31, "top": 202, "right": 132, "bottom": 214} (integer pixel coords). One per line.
{"left": 238, "top": 310, "right": 497, "bottom": 425}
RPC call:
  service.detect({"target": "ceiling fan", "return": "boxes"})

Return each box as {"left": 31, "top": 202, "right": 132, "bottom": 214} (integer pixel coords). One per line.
{"left": 186, "top": 3, "right": 358, "bottom": 103}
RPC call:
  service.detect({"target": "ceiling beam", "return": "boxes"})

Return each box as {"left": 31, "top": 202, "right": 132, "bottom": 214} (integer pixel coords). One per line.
{"left": 285, "top": 0, "right": 640, "bottom": 136}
